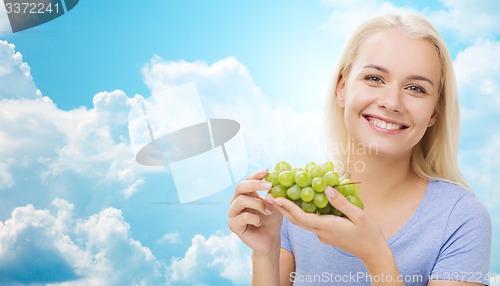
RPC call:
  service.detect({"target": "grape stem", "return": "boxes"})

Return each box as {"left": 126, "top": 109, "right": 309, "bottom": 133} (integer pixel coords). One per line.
{"left": 335, "top": 182, "right": 361, "bottom": 186}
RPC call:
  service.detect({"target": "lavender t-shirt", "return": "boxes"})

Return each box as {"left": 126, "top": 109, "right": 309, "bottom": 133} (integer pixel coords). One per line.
{"left": 281, "top": 179, "right": 492, "bottom": 285}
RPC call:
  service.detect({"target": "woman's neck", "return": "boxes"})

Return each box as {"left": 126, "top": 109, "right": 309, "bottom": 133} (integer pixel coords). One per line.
{"left": 346, "top": 148, "right": 418, "bottom": 203}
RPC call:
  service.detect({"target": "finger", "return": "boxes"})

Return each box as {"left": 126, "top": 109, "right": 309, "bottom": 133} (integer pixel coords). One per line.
{"left": 325, "top": 186, "right": 363, "bottom": 223}
{"left": 231, "top": 179, "right": 272, "bottom": 204}
{"left": 228, "top": 212, "right": 262, "bottom": 235}
{"left": 267, "top": 195, "right": 317, "bottom": 232}
{"left": 276, "top": 198, "right": 320, "bottom": 231}
{"left": 246, "top": 168, "right": 268, "bottom": 180}
{"left": 229, "top": 195, "right": 273, "bottom": 218}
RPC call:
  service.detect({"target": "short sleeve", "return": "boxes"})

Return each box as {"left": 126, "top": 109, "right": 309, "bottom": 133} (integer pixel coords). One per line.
{"left": 281, "top": 217, "right": 292, "bottom": 252}
{"left": 430, "top": 192, "right": 492, "bottom": 285}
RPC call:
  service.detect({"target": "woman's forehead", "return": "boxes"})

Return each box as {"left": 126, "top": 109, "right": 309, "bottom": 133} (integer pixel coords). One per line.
{"left": 352, "top": 29, "right": 441, "bottom": 82}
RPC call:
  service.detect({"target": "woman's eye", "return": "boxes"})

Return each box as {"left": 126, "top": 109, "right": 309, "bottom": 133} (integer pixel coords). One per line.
{"left": 365, "top": 76, "right": 383, "bottom": 83}
{"left": 407, "top": 85, "right": 426, "bottom": 94}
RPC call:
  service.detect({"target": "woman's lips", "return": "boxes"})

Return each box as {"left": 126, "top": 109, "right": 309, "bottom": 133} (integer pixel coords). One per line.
{"left": 363, "top": 114, "right": 409, "bottom": 133}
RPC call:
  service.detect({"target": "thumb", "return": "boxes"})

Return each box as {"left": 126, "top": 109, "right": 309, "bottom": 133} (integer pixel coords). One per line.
{"left": 325, "top": 186, "right": 361, "bottom": 221}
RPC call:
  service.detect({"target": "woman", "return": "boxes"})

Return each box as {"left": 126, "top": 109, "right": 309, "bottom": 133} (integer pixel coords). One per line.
{"left": 228, "top": 14, "right": 491, "bottom": 286}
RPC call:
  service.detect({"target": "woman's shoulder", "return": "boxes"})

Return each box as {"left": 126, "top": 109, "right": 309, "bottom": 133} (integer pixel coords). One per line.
{"left": 424, "top": 179, "right": 491, "bottom": 279}
{"left": 428, "top": 178, "right": 478, "bottom": 202}
{"left": 426, "top": 179, "right": 491, "bottom": 226}
{"left": 428, "top": 178, "right": 469, "bottom": 194}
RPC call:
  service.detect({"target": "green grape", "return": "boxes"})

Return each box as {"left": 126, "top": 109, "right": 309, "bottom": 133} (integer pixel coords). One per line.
{"left": 278, "top": 171, "right": 295, "bottom": 187}
{"left": 321, "top": 161, "right": 335, "bottom": 174}
{"left": 323, "top": 171, "right": 340, "bottom": 186}
{"left": 300, "top": 187, "right": 315, "bottom": 202}
{"left": 331, "top": 207, "right": 345, "bottom": 217}
{"left": 311, "top": 177, "right": 327, "bottom": 192}
{"left": 335, "top": 185, "right": 348, "bottom": 196}
{"left": 313, "top": 192, "right": 329, "bottom": 208}
{"left": 265, "top": 171, "right": 280, "bottom": 186}
{"left": 291, "top": 167, "right": 304, "bottom": 176}
{"left": 265, "top": 161, "right": 363, "bottom": 216}
{"left": 317, "top": 204, "right": 332, "bottom": 215}
{"left": 275, "top": 161, "right": 292, "bottom": 173}
{"left": 336, "top": 177, "right": 353, "bottom": 195}
{"left": 286, "top": 184, "right": 302, "bottom": 201}
{"left": 350, "top": 184, "right": 361, "bottom": 196}
{"left": 294, "top": 171, "right": 312, "bottom": 188}
{"left": 308, "top": 165, "right": 323, "bottom": 178}
{"left": 339, "top": 177, "right": 351, "bottom": 185}
{"left": 269, "top": 185, "right": 287, "bottom": 198}
{"left": 304, "top": 161, "right": 317, "bottom": 172}
{"left": 346, "top": 195, "right": 364, "bottom": 210}
{"left": 301, "top": 201, "right": 317, "bottom": 213}
{"left": 336, "top": 183, "right": 359, "bottom": 196}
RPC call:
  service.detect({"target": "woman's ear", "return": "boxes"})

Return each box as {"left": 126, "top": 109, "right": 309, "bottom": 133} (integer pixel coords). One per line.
{"left": 335, "top": 76, "right": 346, "bottom": 108}
{"left": 428, "top": 106, "right": 439, "bottom": 127}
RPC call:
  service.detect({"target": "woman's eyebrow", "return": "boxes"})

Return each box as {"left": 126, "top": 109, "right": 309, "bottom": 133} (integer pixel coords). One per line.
{"left": 407, "top": 75, "right": 434, "bottom": 86}
{"left": 362, "top": 64, "right": 434, "bottom": 86}
{"left": 363, "top": 64, "right": 388, "bottom": 73}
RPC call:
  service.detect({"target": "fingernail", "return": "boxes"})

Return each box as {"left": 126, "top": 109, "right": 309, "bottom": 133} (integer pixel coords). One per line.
{"left": 260, "top": 168, "right": 268, "bottom": 175}
{"left": 260, "top": 181, "right": 273, "bottom": 190}
{"left": 325, "top": 187, "right": 336, "bottom": 199}
{"left": 264, "top": 206, "right": 273, "bottom": 215}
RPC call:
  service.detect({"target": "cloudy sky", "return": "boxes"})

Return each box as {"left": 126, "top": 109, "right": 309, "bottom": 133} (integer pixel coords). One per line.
{"left": 0, "top": 0, "right": 499, "bottom": 285}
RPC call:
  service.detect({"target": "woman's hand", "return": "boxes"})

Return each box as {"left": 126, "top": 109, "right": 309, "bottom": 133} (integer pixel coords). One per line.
{"left": 268, "top": 186, "right": 387, "bottom": 264}
{"left": 228, "top": 169, "right": 283, "bottom": 255}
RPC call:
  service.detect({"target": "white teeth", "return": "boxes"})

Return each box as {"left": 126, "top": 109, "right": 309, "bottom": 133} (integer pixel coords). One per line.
{"left": 368, "top": 117, "right": 404, "bottom": 131}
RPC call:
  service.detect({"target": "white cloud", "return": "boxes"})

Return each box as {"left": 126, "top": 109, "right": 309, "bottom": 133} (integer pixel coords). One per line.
{"left": 0, "top": 98, "right": 65, "bottom": 191}
{"left": 166, "top": 233, "right": 251, "bottom": 285}
{"left": 0, "top": 95, "right": 145, "bottom": 198}
{"left": 0, "top": 91, "right": 146, "bottom": 202}
{"left": 0, "top": 161, "right": 14, "bottom": 189}
{"left": 41, "top": 90, "right": 137, "bottom": 181}
{"left": 0, "top": 200, "right": 254, "bottom": 286}
{"left": 0, "top": 198, "right": 164, "bottom": 286}
{"left": 454, "top": 39, "right": 500, "bottom": 112}
{"left": 428, "top": 0, "right": 500, "bottom": 41}
{"left": 123, "top": 178, "right": 144, "bottom": 199}
{"left": 72, "top": 207, "right": 162, "bottom": 285}
{"left": 158, "top": 232, "right": 181, "bottom": 244}
{"left": 320, "top": 0, "right": 499, "bottom": 45}
{"left": 0, "top": 203, "right": 77, "bottom": 284}
{"left": 461, "top": 134, "right": 500, "bottom": 206}
{"left": 0, "top": 40, "right": 41, "bottom": 99}
{"left": 319, "top": 0, "right": 418, "bottom": 41}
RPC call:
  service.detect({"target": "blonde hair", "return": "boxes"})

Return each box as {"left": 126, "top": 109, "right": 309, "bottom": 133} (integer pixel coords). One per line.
{"left": 325, "top": 14, "right": 469, "bottom": 189}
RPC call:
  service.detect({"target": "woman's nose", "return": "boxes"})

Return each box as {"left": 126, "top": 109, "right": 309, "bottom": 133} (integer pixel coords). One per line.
{"left": 377, "top": 85, "right": 402, "bottom": 113}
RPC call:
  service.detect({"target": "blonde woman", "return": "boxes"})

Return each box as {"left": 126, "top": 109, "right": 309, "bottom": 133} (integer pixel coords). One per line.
{"left": 228, "top": 14, "right": 491, "bottom": 286}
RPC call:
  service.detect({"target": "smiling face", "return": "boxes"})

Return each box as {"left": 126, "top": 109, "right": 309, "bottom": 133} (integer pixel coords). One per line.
{"left": 336, "top": 29, "right": 441, "bottom": 157}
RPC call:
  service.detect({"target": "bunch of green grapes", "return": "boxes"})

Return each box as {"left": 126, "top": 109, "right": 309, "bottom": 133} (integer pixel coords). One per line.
{"left": 265, "top": 161, "right": 364, "bottom": 216}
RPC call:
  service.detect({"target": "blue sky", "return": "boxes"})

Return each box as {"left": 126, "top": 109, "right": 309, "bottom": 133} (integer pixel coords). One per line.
{"left": 0, "top": 0, "right": 499, "bottom": 285}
